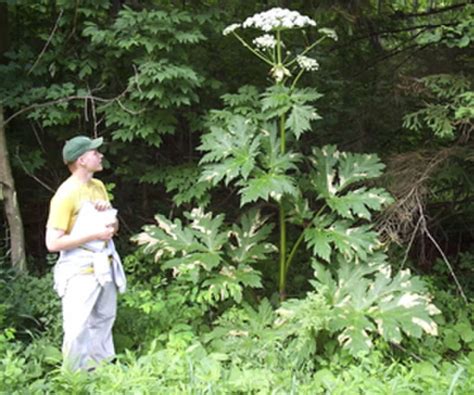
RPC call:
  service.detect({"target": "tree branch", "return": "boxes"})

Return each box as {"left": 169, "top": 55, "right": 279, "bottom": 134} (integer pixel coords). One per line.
{"left": 1, "top": 85, "right": 142, "bottom": 127}
{"left": 393, "top": 2, "right": 469, "bottom": 19}
{"left": 28, "top": 9, "right": 64, "bottom": 75}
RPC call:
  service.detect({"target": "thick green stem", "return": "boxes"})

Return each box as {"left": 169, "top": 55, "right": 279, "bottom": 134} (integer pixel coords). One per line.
{"left": 276, "top": 29, "right": 282, "bottom": 66}
{"left": 278, "top": 112, "right": 287, "bottom": 297}
{"left": 290, "top": 68, "right": 305, "bottom": 91}
{"left": 278, "top": 204, "right": 287, "bottom": 298}
{"left": 285, "top": 204, "right": 327, "bottom": 276}
{"left": 279, "top": 115, "right": 286, "bottom": 152}
{"left": 285, "top": 227, "right": 306, "bottom": 276}
{"left": 276, "top": 28, "right": 289, "bottom": 299}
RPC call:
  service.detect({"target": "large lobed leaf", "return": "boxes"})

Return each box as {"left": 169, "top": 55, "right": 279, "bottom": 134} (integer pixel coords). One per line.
{"left": 133, "top": 208, "right": 266, "bottom": 305}
{"left": 198, "top": 115, "right": 261, "bottom": 186}
{"left": 311, "top": 257, "right": 440, "bottom": 356}
{"left": 261, "top": 86, "right": 322, "bottom": 139}
{"left": 304, "top": 215, "right": 380, "bottom": 262}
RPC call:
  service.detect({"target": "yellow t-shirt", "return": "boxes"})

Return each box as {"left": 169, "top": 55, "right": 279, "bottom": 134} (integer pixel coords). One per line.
{"left": 47, "top": 177, "right": 109, "bottom": 233}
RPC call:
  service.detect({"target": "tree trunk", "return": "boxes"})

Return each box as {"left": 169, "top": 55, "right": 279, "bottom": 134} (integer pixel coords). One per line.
{"left": 0, "top": 110, "right": 27, "bottom": 272}
{"left": 0, "top": 3, "right": 8, "bottom": 63}
{"left": 0, "top": 4, "right": 26, "bottom": 271}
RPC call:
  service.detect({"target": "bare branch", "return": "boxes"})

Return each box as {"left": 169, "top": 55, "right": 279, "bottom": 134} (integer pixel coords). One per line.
{"left": 14, "top": 151, "right": 55, "bottom": 193}
{"left": 28, "top": 9, "right": 64, "bottom": 76}
{"left": 422, "top": 210, "right": 468, "bottom": 304}
{"left": 393, "top": 2, "right": 469, "bottom": 19}
{"left": 2, "top": 85, "right": 132, "bottom": 127}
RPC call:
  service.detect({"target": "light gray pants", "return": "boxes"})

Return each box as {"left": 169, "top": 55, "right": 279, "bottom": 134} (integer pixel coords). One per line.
{"left": 61, "top": 274, "right": 117, "bottom": 371}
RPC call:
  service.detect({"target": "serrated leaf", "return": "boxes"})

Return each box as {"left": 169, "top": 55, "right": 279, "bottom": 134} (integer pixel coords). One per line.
{"left": 338, "top": 152, "right": 386, "bottom": 190}
{"left": 261, "top": 85, "right": 292, "bottom": 117}
{"left": 312, "top": 259, "right": 440, "bottom": 356}
{"left": 311, "top": 145, "right": 339, "bottom": 198}
{"left": 201, "top": 264, "right": 262, "bottom": 304}
{"left": 185, "top": 209, "right": 227, "bottom": 251}
{"left": 227, "top": 208, "right": 276, "bottom": 264}
{"left": 305, "top": 218, "right": 379, "bottom": 262}
{"left": 239, "top": 172, "right": 298, "bottom": 205}
{"left": 285, "top": 103, "right": 321, "bottom": 139}
{"left": 327, "top": 187, "right": 394, "bottom": 220}
{"left": 304, "top": 228, "right": 332, "bottom": 261}
{"left": 198, "top": 115, "right": 260, "bottom": 185}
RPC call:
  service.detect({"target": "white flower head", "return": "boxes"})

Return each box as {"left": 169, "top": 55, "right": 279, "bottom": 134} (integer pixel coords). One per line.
{"left": 252, "top": 34, "right": 277, "bottom": 50}
{"left": 296, "top": 55, "right": 319, "bottom": 71}
{"left": 223, "top": 23, "right": 241, "bottom": 36}
{"left": 242, "top": 7, "right": 316, "bottom": 32}
{"left": 318, "top": 27, "right": 338, "bottom": 41}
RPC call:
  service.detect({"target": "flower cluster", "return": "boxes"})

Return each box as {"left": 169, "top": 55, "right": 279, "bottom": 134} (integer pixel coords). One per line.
{"left": 296, "top": 55, "right": 319, "bottom": 72}
{"left": 242, "top": 7, "right": 316, "bottom": 32}
{"left": 252, "top": 34, "right": 277, "bottom": 50}
{"left": 318, "top": 27, "right": 338, "bottom": 41}
{"left": 223, "top": 23, "right": 241, "bottom": 36}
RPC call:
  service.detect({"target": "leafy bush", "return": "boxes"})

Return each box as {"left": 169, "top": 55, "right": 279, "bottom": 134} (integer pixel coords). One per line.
{"left": 0, "top": 266, "right": 61, "bottom": 342}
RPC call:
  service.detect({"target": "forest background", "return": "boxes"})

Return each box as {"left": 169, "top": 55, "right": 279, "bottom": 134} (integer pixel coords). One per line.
{"left": 0, "top": 0, "right": 473, "bottom": 393}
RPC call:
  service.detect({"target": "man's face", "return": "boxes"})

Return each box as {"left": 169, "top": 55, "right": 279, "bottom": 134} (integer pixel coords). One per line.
{"left": 77, "top": 149, "right": 104, "bottom": 172}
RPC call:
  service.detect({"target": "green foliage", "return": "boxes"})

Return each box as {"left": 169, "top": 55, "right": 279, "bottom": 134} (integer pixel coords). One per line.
{"left": 80, "top": 7, "right": 209, "bottom": 147}
{"left": 0, "top": 267, "right": 61, "bottom": 342}
{"left": 275, "top": 292, "right": 331, "bottom": 366}
{"left": 303, "top": 145, "right": 393, "bottom": 263}
{"left": 133, "top": 208, "right": 274, "bottom": 305}
{"left": 310, "top": 258, "right": 440, "bottom": 356}
{"left": 403, "top": 74, "right": 473, "bottom": 140}
{"left": 2, "top": 1, "right": 474, "bottom": 392}
{"left": 199, "top": 115, "right": 261, "bottom": 187}
{"left": 116, "top": 279, "right": 207, "bottom": 351}
{"left": 261, "top": 86, "right": 323, "bottom": 139}
{"left": 140, "top": 163, "right": 211, "bottom": 207}
{"left": 203, "top": 300, "right": 279, "bottom": 366}
{"left": 416, "top": 7, "right": 474, "bottom": 49}
{"left": 311, "top": 145, "right": 392, "bottom": 218}
{"left": 0, "top": 253, "right": 472, "bottom": 393}
{"left": 304, "top": 216, "right": 380, "bottom": 262}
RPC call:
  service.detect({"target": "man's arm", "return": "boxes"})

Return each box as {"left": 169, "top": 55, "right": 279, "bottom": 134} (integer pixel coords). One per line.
{"left": 45, "top": 225, "right": 115, "bottom": 253}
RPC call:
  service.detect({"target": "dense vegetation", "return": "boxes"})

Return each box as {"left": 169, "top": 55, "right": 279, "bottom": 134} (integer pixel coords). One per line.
{"left": 1, "top": 0, "right": 473, "bottom": 393}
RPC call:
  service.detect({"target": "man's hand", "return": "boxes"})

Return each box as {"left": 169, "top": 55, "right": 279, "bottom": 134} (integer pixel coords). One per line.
{"left": 94, "top": 225, "right": 115, "bottom": 241}
{"left": 94, "top": 200, "right": 111, "bottom": 211}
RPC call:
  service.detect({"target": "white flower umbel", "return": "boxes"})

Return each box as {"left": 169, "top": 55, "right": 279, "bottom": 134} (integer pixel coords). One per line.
{"left": 223, "top": 23, "right": 241, "bottom": 36}
{"left": 252, "top": 34, "right": 277, "bottom": 50}
{"left": 318, "top": 27, "right": 338, "bottom": 41}
{"left": 242, "top": 7, "right": 316, "bottom": 32}
{"left": 296, "top": 55, "right": 319, "bottom": 71}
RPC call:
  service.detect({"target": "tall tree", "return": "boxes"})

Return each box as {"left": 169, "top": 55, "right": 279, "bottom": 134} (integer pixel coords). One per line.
{"left": 0, "top": 4, "right": 26, "bottom": 271}
{"left": 0, "top": 108, "right": 26, "bottom": 272}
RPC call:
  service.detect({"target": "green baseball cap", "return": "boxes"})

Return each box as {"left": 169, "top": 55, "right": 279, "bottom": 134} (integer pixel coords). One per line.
{"left": 62, "top": 135, "right": 103, "bottom": 164}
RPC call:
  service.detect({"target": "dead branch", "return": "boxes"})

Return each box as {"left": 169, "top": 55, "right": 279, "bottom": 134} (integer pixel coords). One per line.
{"left": 28, "top": 9, "right": 64, "bottom": 76}
{"left": 378, "top": 147, "right": 469, "bottom": 303}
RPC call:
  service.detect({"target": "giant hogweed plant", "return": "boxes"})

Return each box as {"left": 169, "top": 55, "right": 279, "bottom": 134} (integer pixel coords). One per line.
{"left": 199, "top": 8, "right": 396, "bottom": 295}
{"left": 136, "top": 8, "right": 440, "bottom": 351}
{"left": 202, "top": 8, "right": 438, "bottom": 346}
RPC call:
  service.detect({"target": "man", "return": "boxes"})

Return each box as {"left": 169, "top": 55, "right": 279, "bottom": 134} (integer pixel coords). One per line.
{"left": 46, "top": 135, "right": 126, "bottom": 371}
